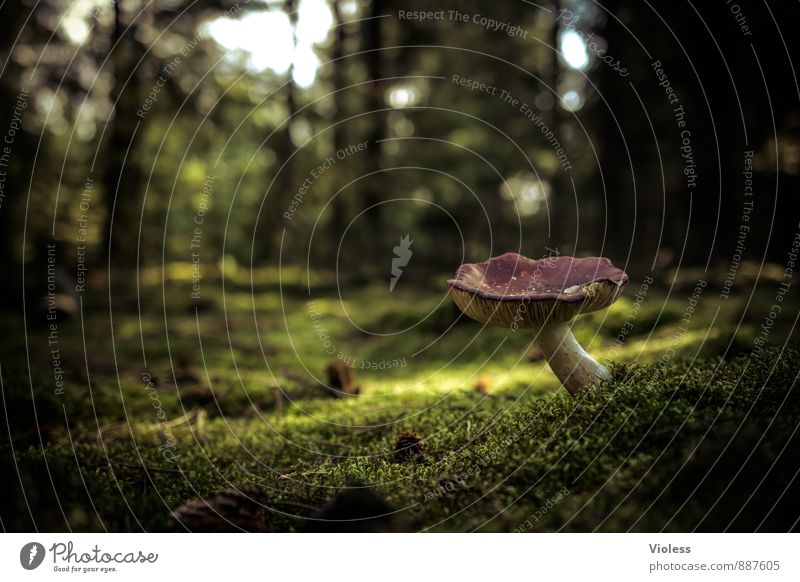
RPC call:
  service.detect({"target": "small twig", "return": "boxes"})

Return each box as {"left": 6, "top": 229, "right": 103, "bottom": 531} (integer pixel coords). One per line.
{"left": 109, "top": 461, "right": 183, "bottom": 474}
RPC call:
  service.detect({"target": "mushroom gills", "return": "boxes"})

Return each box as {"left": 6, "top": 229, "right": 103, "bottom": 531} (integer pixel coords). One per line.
{"left": 535, "top": 322, "right": 609, "bottom": 395}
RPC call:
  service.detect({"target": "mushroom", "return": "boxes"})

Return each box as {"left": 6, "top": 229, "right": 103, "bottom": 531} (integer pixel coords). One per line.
{"left": 447, "top": 252, "right": 628, "bottom": 395}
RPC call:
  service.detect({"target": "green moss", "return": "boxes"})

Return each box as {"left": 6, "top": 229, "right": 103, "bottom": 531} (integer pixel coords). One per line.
{"left": 3, "top": 279, "right": 799, "bottom": 531}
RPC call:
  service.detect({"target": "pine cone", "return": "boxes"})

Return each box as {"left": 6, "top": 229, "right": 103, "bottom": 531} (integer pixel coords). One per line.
{"left": 325, "top": 360, "right": 359, "bottom": 396}
{"left": 392, "top": 431, "right": 425, "bottom": 462}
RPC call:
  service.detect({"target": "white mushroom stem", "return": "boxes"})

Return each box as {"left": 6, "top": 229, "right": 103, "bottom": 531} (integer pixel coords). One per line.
{"left": 535, "top": 322, "right": 609, "bottom": 395}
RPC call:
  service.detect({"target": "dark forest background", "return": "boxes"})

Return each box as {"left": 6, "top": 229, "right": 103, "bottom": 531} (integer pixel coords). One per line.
{"left": 0, "top": 0, "right": 798, "bottom": 286}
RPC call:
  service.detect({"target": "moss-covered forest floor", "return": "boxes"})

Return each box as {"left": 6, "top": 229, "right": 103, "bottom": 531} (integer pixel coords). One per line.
{"left": 2, "top": 264, "right": 799, "bottom": 532}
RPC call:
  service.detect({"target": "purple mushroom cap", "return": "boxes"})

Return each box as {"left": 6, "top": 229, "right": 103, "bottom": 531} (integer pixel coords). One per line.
{"left": 447, "top": 252, "right": 629, "bottom": 327}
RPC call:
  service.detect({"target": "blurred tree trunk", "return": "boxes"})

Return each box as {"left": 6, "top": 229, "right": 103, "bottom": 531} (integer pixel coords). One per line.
{"left": 328, "top": 0, "right": 347, "bottom": 255}
{"left": 547, "top": 0, "right": 571, "bottom": 255}
{"left": 261, "top": 0, "right": 298, "bottom": 264}
{"left": 101, "top": 2, "right": 144, "bottom": 267}
{"left": 0, "top": 7, "right": 34, "bottom": 304}
{"left": 0, "top": 83, "right": 25, "bottom": 269}
{"left": 593, "top": 37, "right": 633, "bottom": 262}
{"left": 360, "top": 0, "right": 385, "bottom": 243}
{"left": 594, "top": 0, "right": 653, "bottom": 265}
